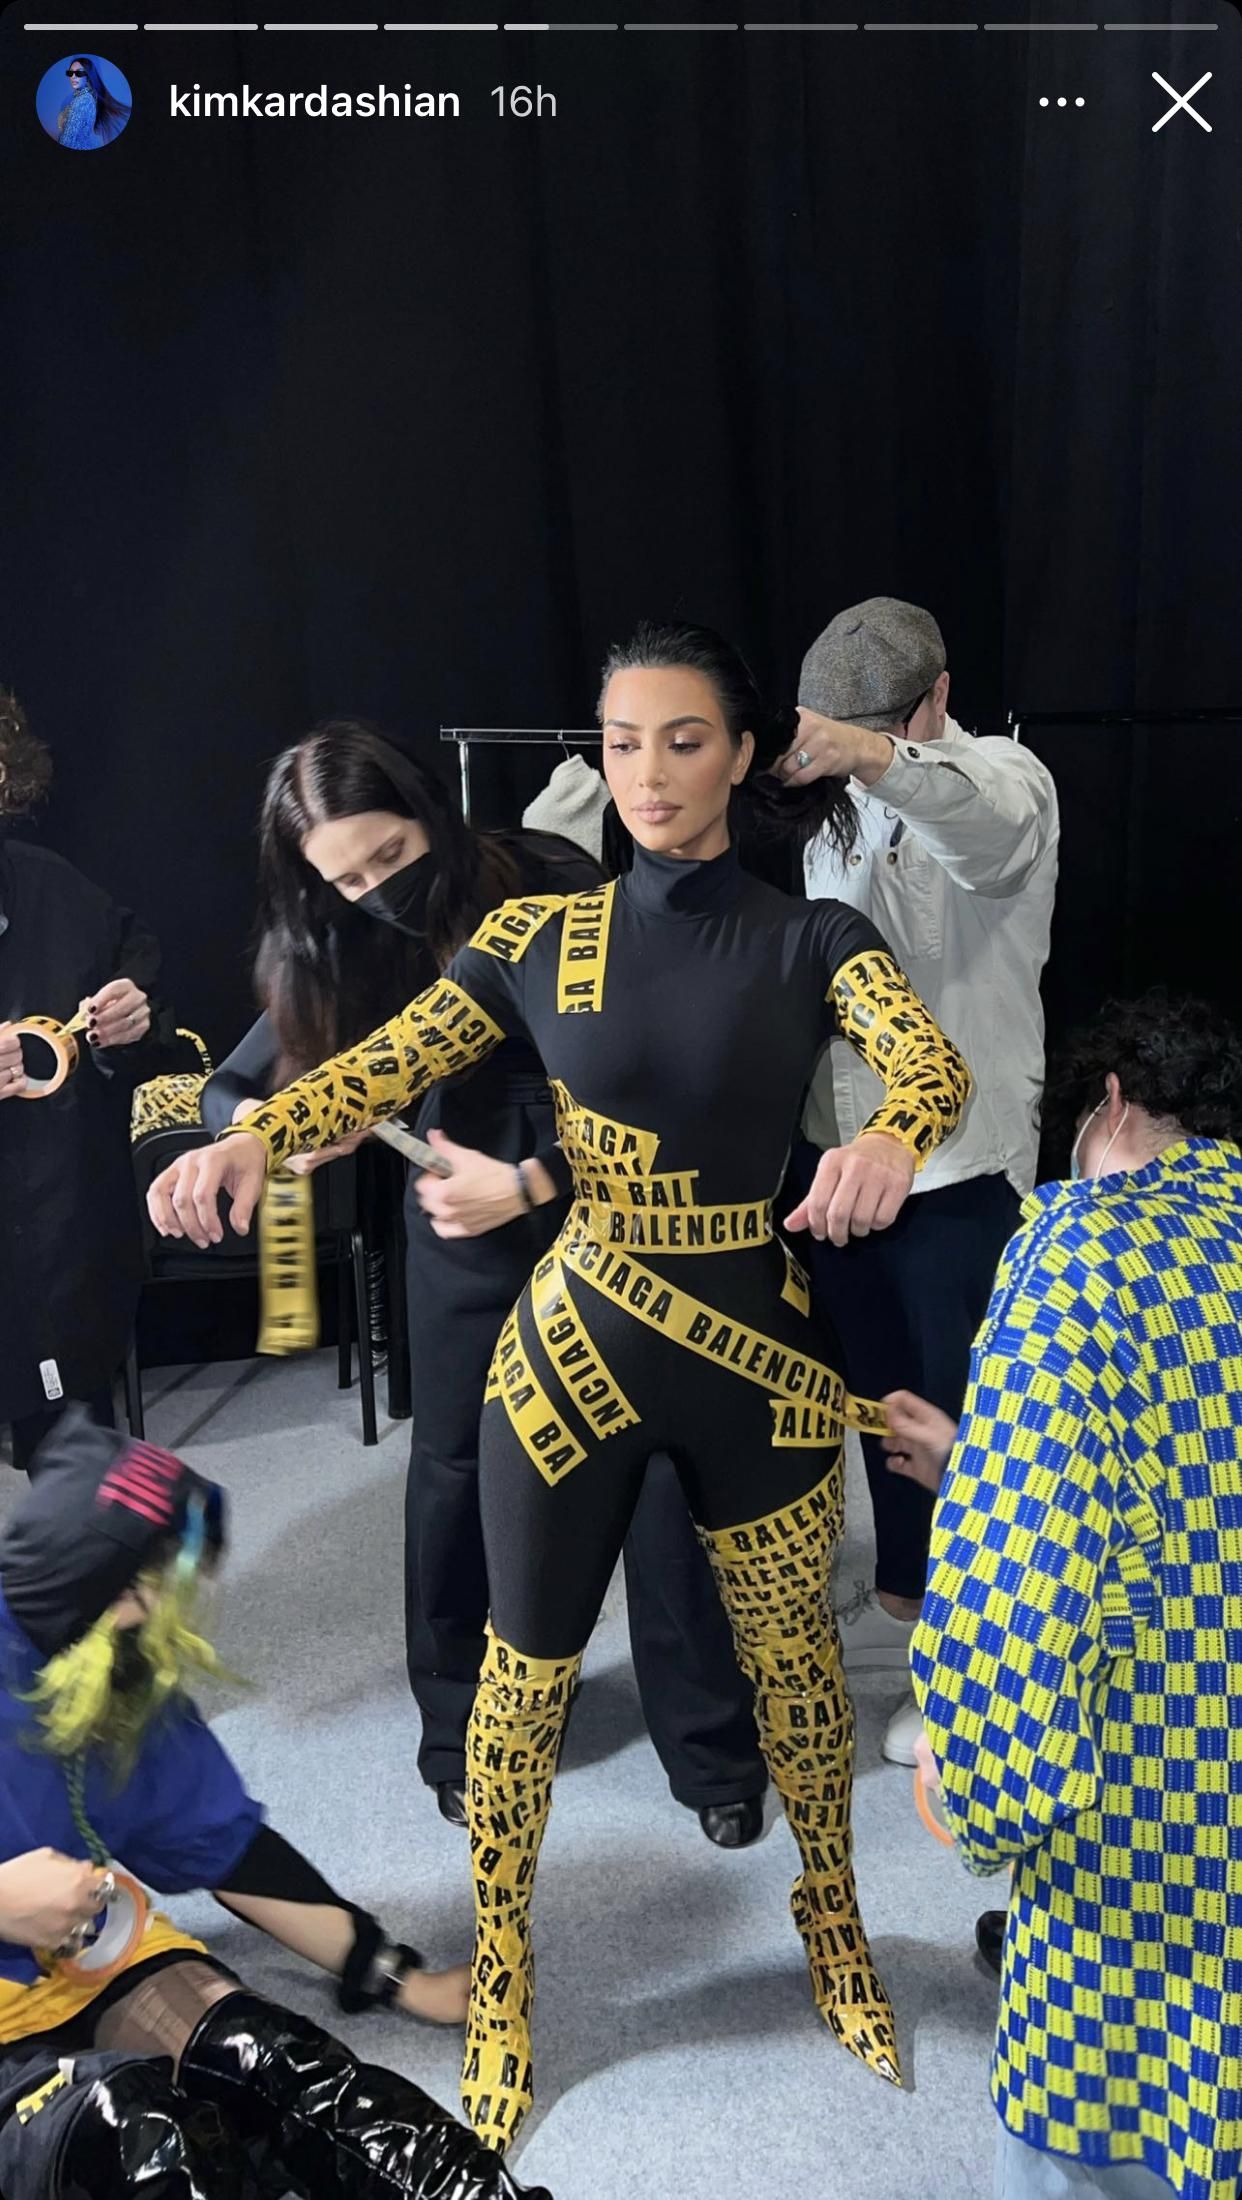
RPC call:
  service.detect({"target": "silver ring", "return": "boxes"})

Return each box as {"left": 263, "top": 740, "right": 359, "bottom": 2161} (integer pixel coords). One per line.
{"left": 795, "top": 748, "right": 811, "bottom": 770}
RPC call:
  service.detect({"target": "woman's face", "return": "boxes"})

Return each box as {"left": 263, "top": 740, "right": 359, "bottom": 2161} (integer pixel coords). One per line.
{"left": 67, "top": 63, "right": 88, "bottom": 88}
{"left": 301, "top": 807, "right": 430, "bottom": 902}
{"left": 601, "top": 666, "right": 753, "bottom": 862}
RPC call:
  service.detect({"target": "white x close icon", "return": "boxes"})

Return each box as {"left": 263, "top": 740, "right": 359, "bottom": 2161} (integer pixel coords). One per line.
{"left": 1152, "top": 71, "right": 1213, "bottom": 134}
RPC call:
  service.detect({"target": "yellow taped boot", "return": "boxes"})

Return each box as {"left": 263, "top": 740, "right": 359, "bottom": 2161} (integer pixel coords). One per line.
{"left": 700, "top": 1468, "right": 903, "bottom": 2088}
{"left": 460, "top": 1627, "right": 582, "bottom": 2153}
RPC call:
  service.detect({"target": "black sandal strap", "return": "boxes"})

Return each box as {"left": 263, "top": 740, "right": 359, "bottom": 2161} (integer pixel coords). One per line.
{"left": 337, "top": 1913, "right": 423, "bottom": 2014}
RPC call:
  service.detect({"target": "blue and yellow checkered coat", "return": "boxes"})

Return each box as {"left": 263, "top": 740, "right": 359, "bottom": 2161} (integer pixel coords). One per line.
{"left": 911, "top": 1139, "right": 1242, "bottom": 2200}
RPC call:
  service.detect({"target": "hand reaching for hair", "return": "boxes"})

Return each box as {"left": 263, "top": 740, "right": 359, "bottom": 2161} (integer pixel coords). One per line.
{"left": 775, "top": 709, "right": 895, "bottom": 788}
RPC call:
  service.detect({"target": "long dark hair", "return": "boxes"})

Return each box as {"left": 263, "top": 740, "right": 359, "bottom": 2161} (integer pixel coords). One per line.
{"left": 598, "top": 621, "right": 858, "bottom": 870}
{"left": 254, "top": 722, "right": 519, "bottom": 1079}
{"left": 66, "top": 56, "right": 131, "bottom": 142}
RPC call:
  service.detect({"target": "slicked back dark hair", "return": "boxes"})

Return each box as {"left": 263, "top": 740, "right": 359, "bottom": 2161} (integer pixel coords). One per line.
{"left": 599, "top": 620, "right": 857, "bottom": 864}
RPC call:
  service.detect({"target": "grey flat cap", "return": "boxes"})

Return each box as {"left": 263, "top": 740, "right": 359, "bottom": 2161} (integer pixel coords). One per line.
{"left": 799, "top": 597, "right": 946, "bottom": 730}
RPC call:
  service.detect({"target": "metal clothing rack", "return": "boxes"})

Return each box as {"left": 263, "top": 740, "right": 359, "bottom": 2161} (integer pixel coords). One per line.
{"left": 442, "top": 709, "right": 1242, "bottom": 820}
{"left": 440, "top": 726, "right": 600, "bottom": 822}
{"left": 1009, "top": 706, "right": 1242, "bottom": 740}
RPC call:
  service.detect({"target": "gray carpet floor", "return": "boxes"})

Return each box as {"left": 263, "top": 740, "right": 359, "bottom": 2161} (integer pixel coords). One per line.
{"left": 3, "top": 1353, "right": 1004, "bottom": 2198}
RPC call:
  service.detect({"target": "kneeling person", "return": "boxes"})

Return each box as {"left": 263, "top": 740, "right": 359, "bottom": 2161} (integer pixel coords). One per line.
{"left": 0, "top": 1408, "right": 548, "bottom": 2199}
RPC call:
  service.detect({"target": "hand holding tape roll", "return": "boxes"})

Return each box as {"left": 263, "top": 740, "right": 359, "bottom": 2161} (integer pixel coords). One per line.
{"left": 47, "top": 1866, "right": 151, "bottom": 1983}
{"left": 0, "top": 980, "right": 151, "bottom": 1100}
{"left": 0, "top": 1008, "right": 91, "bottom": 1099}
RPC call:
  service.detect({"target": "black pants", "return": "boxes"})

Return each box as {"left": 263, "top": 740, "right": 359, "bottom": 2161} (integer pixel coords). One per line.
{"left": 7, "top": 1387, "right": 115, "bottom": 1476}
{"left": 787, "top": 1142, "right": 1020, "bottom": 1601}
{"left": 403, "top": 1195, "right": 763, "bottom": 1807}
{"left": 476, "top": 1233, "right": 853, "bottom": 1656}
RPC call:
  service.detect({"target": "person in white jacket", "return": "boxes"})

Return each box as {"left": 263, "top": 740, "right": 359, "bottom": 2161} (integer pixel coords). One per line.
{"left": 778, "top": 598, "right": 1059, "bottom": 1767}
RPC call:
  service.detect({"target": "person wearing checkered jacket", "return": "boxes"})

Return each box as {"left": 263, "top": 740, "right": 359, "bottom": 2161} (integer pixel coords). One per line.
{"left": 900, "top": 992, "right": 1242, "bottom": 2200}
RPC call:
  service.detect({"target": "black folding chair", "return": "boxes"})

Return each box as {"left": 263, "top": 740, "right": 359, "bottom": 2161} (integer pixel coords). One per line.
{"left": 125, "top": 1125, "right": 380, "bottom": 1444}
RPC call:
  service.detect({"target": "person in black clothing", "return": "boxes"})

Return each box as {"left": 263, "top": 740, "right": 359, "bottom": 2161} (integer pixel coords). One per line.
{"left": 0, "top": 695, "right": 176, "bottom": 1472}
{"left": 201, "top": 724, "right": 766, "bottom": 1843}
{"left": 151, "top": 628, "right": 972, "bottom": 2152}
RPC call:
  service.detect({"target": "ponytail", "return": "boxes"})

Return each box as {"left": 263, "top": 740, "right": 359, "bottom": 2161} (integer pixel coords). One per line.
{"left": 736, "top": 698, "right": 856, "bottom": 862}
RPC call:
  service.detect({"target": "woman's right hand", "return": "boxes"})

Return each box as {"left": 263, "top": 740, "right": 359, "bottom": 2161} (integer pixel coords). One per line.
{"left": 0, "top": 1023, "right": 26, "bottom": 1100}
{"left": 148, "top": 1132, "right": 267, "bottom": 1246}
{"left": 0, "top": 1850, "right": 108, "bottom": 1949}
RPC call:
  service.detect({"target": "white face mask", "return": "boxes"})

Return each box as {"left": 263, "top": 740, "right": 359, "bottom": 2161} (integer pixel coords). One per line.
{"left": 1070, "top": 1096, "right": 1130, "bottom": 1183}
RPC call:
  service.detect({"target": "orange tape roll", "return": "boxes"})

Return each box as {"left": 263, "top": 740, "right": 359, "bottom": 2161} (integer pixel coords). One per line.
{"left": 12, "top": 1015, "right": 81, "bottom": 1099}
{"left": 914, "top": 1763, "right": 955, "bottom": 1848}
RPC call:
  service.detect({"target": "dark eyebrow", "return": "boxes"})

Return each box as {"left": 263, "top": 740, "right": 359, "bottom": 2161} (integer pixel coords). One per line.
{"left": 325, "top": 831, "right": 403, "bottom": 885}
{"left": 602, "top": 716, "right": 714, "bottom": 733}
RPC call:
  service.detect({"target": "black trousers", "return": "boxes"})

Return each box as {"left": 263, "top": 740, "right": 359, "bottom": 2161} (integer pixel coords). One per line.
{"left": 403, "top": 1194, "right": 764, "bottom": 1808}
{"left": 786, "top": 1141, "right": 1021, "bottom": 1601}
{"left": 8, "top": 1387, "right": 115, "bottom": 1476}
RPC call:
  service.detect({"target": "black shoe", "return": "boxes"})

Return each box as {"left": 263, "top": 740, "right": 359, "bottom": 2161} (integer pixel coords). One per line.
{"left": 699, "top": 1795, "right": 764, "bottom": 1849}
{"left": 437, "top": 1781, "right": 468, "bottom": 1828}
{"left": 181, "top": 1990, "right": 550, "bottom": 2198}
{"left": 975, "top": 1910, "right": 1005, "bottom": 1975}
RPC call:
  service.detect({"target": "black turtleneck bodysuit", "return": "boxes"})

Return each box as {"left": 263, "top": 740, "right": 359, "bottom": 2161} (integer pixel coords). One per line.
{"left": 241, "top": 843, "right": 970, "bottom": 1654}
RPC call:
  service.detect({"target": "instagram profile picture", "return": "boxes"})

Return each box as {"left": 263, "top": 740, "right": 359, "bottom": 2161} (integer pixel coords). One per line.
{"left": 37, "top": 55, "right": 132, "bottom": 150}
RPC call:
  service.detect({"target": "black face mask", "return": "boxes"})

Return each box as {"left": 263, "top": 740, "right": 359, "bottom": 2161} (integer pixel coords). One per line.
{"left": 355, "top": 854, "right": 433, "bottom": 940}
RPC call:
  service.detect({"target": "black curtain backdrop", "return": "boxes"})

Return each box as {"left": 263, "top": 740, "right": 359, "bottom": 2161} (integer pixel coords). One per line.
{"left": 2, "top": 0, "right": 1240, "bottom": 1064}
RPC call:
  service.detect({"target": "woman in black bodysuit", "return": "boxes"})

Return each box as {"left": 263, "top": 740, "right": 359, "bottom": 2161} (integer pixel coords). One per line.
{"left": 201, "top": 723, "right": 764, "bottom": 1838}
{"left": 148, "top": 627, "right": 971, "bottom": 2154}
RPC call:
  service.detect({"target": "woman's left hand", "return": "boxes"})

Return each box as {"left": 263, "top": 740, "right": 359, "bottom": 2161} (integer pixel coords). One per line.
{"left": 86, "top": 978, "right": 151, "bottom": 1050}
{"left": 784, "top": 1131, "right": 915, "bottom": 1246}
{"left": 415, "top": 1130, "right": 551, "bottom": 1240}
